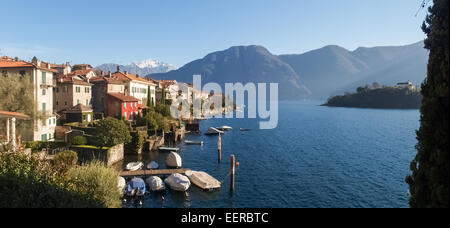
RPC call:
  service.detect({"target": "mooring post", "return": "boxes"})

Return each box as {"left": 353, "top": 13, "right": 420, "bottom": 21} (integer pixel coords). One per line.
{"left": 218, "top": 133, "right": 222, "bottom": 163}
{"left": 230, "top": 154, "right": 235, "bottom": 191}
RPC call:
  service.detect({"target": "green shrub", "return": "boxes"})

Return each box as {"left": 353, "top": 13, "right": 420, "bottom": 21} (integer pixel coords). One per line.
{"left": 72, "top": 136, "right": 87, "bottom": 145}
{"left": 125, "top": 131, "right": 147, "bottom": 154}
{"left": 66, "top": 161, "right": 122, "bottom": 208}
{"left": 52, "top": 150, "right": 78, "bottom": 173}
{"left": 155, "top": 104, "right": 172, "bottom": 118}
{"left": 0, "top": 152, "right": 99, "bottom": 208}
{"left": 94, "top": 117, "right": 132, "bottom": 147}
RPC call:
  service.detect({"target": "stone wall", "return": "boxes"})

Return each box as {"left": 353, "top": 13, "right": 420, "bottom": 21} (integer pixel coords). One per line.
{"left": 107, "top": 144, "right": 124, "bottom": 166}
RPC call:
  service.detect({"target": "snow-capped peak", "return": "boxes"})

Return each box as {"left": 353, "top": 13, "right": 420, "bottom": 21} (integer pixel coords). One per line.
{"left": 132, "top": 59, "right": 177, "bottom": 69}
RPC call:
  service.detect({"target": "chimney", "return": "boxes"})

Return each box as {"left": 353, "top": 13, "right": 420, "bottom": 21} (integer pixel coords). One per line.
{"left": 32, "top": 57, "right": 41, "bottom": 67}
{"left": 136, "top": 74, "right": 139, "bottom": 78}
{"left": 124, "top": 71, "right": 128, "bottom": 75}
{"left": 116, "top": 66, "right": 120, "bottom": 72}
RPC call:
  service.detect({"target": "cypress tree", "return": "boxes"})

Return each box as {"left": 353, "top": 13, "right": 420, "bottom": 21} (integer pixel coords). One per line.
{"left": 406, "top": 0, "right": 449, "bottom": 208}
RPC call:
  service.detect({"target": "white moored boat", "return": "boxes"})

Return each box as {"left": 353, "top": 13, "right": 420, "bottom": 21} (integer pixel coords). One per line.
{"left": 185, "top": 170, "right": 221, "bottom": 191}
{"left": 146, "top": 176, "right": 166, "bottom": 191}
{"left": 147, "top": 161, "right": 159, "bottom": 170}
{"left": 125, "top": 162, "right": 143, "bottom": 171}
{"left": 185, "top": 140, "right": 203, "bottom": 145}
{"left": 217, "top": 126, "right": 232, "bottom": 131}
{"left": 164, "top": 173, "right": 191, "bottom": 191}
{"left": 118, "top": 176, "right": 126, "bottom": 195}
{"left": 204, "top": 127, "right": 224, "bottom": 135}
{"left": 165, "top": 152, "right": 182, "bottom": 168}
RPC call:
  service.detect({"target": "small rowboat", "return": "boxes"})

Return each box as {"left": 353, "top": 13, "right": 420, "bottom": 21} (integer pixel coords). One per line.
{"left": 217, "top": 126, "right": 232, "bottom": 131}
{"left": 166, "top": 152, "right": 182, "bottom": 168}
{"left": 118, "top": 176, "right": 126, "bottom": 195}
{"left": 204, "top": 127, "right": 224, "bottom": 135}
{"left": 146, "top": 176, "right": 166, "bottom": 191}
{"left": 185, "top": 170, "right": 221, "bottom": 191}
{"left": 158, "top": 147, "right": 180, "bottom": 152}
{"left": 146, "top": 161, "right": 159, "bottom": 170}
{"left": 240, "top": 128, "right": 251, "bottom": 131}
{"left": 164, "top": 173, "right": 191, "bottom": 191}
{"left": 125, "top": 162, "right": 143, "bottom": 171}
{"left": 126, "top": 177, "right": 146, "bottom": 197}
{"left": 185, "top": 140, "right": 203, "bottom": 145}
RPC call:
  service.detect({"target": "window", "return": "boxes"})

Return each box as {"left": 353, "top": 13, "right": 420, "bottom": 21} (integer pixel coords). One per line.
{"left": 48, "top": 133, "right": 52, "bottom": 139}
{"left": 19, "top": 71, "right": 25, "bottom": 76}
{"left": 86, "top": 99, "right": 89, "bottom": 106}
{"left": 63, "top": 86, "right": 67, "bottom": 92}
{"left": 83, "top": 115, "right": 86, "bottom": 121}
{"left": 124, "top": 112, "right": 127, "bottom": 119}
{"left": 124, "top": 102, "right": 127, "bottom": 108}
{"left": 42, "top": 89, "right": 46, "bottom": 96}
{"left": 49, "top": 119, "right": 51, "bottom": 125}
{"left": 77, "top": 99, "right": 80, "bottom": 104}
{"left": 41, "top": 134, "right": 47, "bottom": 142}
{"left": 76, "top": 87, "right": 80, "bottom": 93}
{"left": 64, "top": 101, "right": 67, "bottom": 106}
{"left": 41, "top": 72, "right": 46, "bottom": 84}
{"left": 55, "top": 88, "right": 59, "bottom": 93}
{"left": 42, "top": 103, "right": 46, "bottom": 112}
{"left": 56, "top": 101, "right": 59, "bottom": 106}
{"left": 53, "top": 118, "right": 56, "bottom": 124}
{"left": 85, "top": 87, "right": 90, "bottom": 93}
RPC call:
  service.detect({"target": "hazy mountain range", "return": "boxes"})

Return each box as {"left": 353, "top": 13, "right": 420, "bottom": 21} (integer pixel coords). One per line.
{"left": 147, "top": 41, "right": 428, "bottom": 100}
{"left": 96, "top": 59, "right": 177, "bottom": 76}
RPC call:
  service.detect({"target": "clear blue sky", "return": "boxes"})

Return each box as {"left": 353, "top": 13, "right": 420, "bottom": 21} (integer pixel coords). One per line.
{"left": 0, "top": 0, "right": 427, "bottom": 67}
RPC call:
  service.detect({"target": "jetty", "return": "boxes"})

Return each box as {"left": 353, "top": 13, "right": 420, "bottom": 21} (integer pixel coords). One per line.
{"left": 119, "top": 168, "right": 190, "bottom": 177}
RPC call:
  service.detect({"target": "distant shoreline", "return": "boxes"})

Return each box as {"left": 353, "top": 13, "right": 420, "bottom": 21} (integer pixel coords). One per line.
{"left": 323, "top": 86, "right": 422, "bottom": 110}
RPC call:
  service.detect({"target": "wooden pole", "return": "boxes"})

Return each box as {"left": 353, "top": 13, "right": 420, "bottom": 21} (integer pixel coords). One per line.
{"left": 230, "top": 154, "right": 235, "bottom": 191}
{"left": 218, "top": 133, "right": 222, "bottom": 163}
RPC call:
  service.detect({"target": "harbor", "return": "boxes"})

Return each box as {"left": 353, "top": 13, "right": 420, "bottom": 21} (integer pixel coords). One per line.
{"left": 118, "top": 101, "right": 418, "bottom": 208}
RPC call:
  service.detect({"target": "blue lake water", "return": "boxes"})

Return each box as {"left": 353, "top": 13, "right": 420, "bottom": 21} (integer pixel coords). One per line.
{"left": 122, "top": 100, "right": 420, "bottom": 208}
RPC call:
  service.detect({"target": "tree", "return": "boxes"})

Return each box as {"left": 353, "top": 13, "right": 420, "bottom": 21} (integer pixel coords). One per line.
{"left": 0, "top": 71, "right": 43, "bottom": 136}
{"left": 94, "top": 117, "right": 131, "bottom": 147}
{"left": 406, "top": 0, "right": 449, "bottom": 208}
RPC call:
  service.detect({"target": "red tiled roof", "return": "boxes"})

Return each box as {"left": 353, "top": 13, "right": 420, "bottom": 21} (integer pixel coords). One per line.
{"left": 90, "top": 76, "right": 126, "bottom": 84}
{"left": 0, "top": 111, "right": 31, "bottom": 119}
{"left": 0, "top": 59, "right": 58, "bottom": 73}
{"left": 157, "top": 80, "right": 177, "bottom": 88}
{"left": 57, "top": 75, "right": 92, "bottom": 86}
{"left": 67, "top": 69, "right": 93, "bottom": 77}
{"left": 108, "top": 92, "right": 139, "bottom": 102}
{"left": 111, "top": 71, "right": 157, "bottom": 85}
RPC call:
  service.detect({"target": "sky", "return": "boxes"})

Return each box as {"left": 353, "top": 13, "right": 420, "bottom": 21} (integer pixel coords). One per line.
{"left": 0, "top": 0, "right": 428, "bottom": 67}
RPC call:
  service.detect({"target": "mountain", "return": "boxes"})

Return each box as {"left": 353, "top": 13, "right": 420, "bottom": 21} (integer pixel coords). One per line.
{"left": 150, "top": 45, "right": 311, "bottom": 100}
{"left": 280, "top": 41, "right": 428, "bottom": 98}
{"left": 96, "top": 59, "right": 177, "bottom": 76}
{"left": 149, "top": 41, "right": 428, "bottom": 100}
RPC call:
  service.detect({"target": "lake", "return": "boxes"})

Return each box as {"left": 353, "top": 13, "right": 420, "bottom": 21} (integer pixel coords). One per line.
{"left": 122, "top": 100, "right": 419, "bottom": 208}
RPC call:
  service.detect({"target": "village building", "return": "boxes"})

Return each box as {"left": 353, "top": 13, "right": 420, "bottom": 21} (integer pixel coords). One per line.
{"left": 396, "top": 81, "right": 416, "bottom": 90}
{"left": 90, "top": 73, "right": 126, "bottom": 117}
{"left": 72, "top": 64, "right": 93, "bottom": 71}
{"left": 50, "top": 62, "right": 72, "bottom": 75}
{"left": 63, "top": 104, "right": 93, "bottom": 124}
{"left": 54, "top": 74, "right": 93, "bottom": 113}
{"left": 0, "top": 57, "right": 58, "bottom": 142}
{"left": 111, "top": 67, "right": 157, "bottom": 106}
{"left": 107, "top": 92, "right": 139, "bottom": 121}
